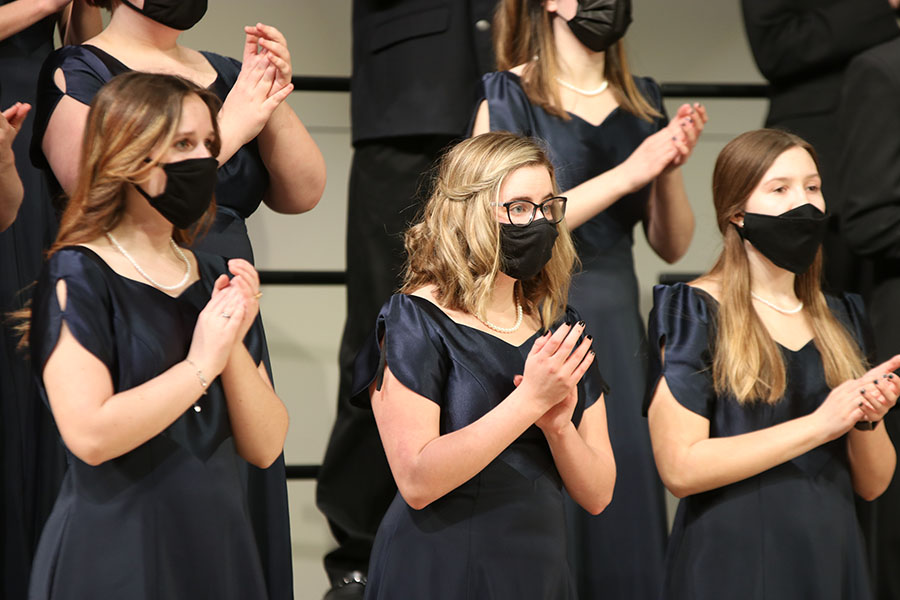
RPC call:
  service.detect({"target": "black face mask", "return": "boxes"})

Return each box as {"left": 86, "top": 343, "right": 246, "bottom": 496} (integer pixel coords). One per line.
{"left": 499, "top": 219, "right": 559, "bottom": 281}
{"left": 736, "top": 203, "right": 828, "bottom": 274}
{"left": 135, "top": 157, "right": 218, "bottom": 229}
{"left": 120, "top": 0, "right": 208, "bottom": 31}
{"left": 566, "top": 0, "right": 632, "bottom": 53}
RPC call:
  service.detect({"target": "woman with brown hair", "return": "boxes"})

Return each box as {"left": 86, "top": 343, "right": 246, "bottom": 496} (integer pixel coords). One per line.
{"left": 471, "top": 1, "right": 706, "bottom": 596}
{"left": 353, "top": 132, "right": 615, "bottom": 599}
{"left": 25, "top": 71, "right": 288, "bottom": 598}
{"left": 646, "top": 128, "right": 899, "bottom": 599}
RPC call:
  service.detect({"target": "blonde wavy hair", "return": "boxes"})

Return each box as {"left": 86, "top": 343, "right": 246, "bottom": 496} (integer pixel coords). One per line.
{"left": 708, "top": 129, "right": 866, "bottom": 404}
{"left": 402, "top": 132, "right": 577, "bottom": 328}
{"left": 493, "top": 0, "right": 660, "bottom": 122}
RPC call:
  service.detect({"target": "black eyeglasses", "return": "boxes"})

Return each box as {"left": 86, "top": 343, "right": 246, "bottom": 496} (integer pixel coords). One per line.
{"left": 492, "top": 196, "right": 567, "bottom": 227}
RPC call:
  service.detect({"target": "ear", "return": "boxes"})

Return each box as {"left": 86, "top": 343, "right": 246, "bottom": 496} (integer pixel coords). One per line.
{"left": 545, "top": 0, "right": 559, "bottom": 14}
{"left": 729, "top": 211, "right": 745, "bottom": 228}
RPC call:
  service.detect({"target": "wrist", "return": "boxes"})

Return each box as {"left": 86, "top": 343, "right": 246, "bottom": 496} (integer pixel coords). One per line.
{"left": 184, "top": 358, "right": 210, "bottom": 395}
{"left": 540, "top": 419, "right": 576, "bottom": 440}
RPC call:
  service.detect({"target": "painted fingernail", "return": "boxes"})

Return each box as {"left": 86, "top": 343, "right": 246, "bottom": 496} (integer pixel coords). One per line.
{"left": 687, "top": 117, "right": 694, "bottom": 123}
{"left": 889, "top": 374, "right": 895, "bottom": 379}
{"left": 671, "top": 136, "right": 677, "bottom": 141}
{"left": 858, "top": 401, "right": 864, "bottom": 407}
{"left": 874, "top": 380, "right": 880, "bottom": 385}
{"left": 586, "top": 335, "right": 593, "bottom": 341}
{"left": 860, "top": 388, "right": 867, "bottom": 395}
{"left": 577, "top": 320, "right": 586, "bottom": 327}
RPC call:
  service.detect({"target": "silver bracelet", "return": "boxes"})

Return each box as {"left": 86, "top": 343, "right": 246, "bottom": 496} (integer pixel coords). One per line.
{"left": 185, "top": 358, "right": 209, "bottom": 395}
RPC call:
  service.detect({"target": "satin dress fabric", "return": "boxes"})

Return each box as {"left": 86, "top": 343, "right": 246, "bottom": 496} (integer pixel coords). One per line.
{"left": 30, "top": 44, "right": 292, "bottom": 599}
{"left": 28, "top": 246, "right": 269, "bottom": 599}
{"left": 646, "top": 283, "right": 873, "bottom": 600}
{"left": 480, "top": 70, "right": 669, "bottom": 599}
{"left": 351, "top": 294, "right": 608, "bottom": 599}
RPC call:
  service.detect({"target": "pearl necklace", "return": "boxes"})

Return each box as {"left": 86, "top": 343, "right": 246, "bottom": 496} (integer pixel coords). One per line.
{"left": 106, "top": 231, "right": 191, "bottom": 291}
{"left": 555, "top": 77, "right": 609, "bottom": 96}
{"left": 477, "top": 300, "right": 524, "bottom": 334}
{"left": 750, "top": 291, "right": 803, "bottom": 315}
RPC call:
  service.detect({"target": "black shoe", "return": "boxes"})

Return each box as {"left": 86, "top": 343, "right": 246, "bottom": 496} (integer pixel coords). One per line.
{"left": 323, "top": 571, "right": 366, "bottom": 600}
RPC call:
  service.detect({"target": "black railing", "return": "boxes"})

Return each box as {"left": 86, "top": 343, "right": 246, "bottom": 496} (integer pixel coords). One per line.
{"left": 276, "top": 78, "right": 769, "bottom": 479}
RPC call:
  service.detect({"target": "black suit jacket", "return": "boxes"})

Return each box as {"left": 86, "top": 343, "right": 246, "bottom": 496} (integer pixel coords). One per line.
{"left": 351, "top": 0, "right": 497, "bottom": 143}
{"left": 839, "top": 37, "right": 900, "bottom": 358}
{"left": 742, "top": 0, "right": 898, "bottom": 128}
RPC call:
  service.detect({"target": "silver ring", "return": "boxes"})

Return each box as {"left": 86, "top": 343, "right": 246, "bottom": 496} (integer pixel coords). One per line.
{"left": 222, "top": 313, "right": 231, "bottom": 319}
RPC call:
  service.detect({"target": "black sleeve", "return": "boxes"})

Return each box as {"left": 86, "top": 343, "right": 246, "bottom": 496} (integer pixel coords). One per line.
{"left": 741, "top": 0, "right": 899, "bottom": 82}
{"left": 838, "top": 42, "right": 900, "bottom": 260}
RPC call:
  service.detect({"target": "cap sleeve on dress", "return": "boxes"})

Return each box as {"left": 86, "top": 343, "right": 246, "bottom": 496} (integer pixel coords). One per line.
{"left": 30, "top": 247, "right": 116, "bottom": 375}
{"left": 827, "top": 292, "right": 875, "bottom": 363}
{"left": 644, "top": 283, "right": 716, "bottom": 418}
{"left": 634, "top": 76, "right": 669, "bottom": 130}
{"left": 563, "top": 305, "right": 610, "bottom": 410}
{"left": 351, "top": 294, "right": 449, "bottom": 409}
{"left": 478, "top": 71, "right": 539, "bottom": 137}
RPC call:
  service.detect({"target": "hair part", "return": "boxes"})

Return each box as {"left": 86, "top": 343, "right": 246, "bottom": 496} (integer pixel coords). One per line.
{"left": 402, "top": 132, "right": 577, "bottom": 328}
{"left": 493, "top": 0, "right": 660, "bottom": 122}
{"left": 707, "top": 129, "right": 866, "bottom": 404}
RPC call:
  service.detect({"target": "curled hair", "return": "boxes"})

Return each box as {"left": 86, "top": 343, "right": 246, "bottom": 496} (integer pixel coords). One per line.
{"left": 707, "top": 129, "right": 866, "bottom": 404}
{"left": 402, "top": 132, "right": 577, "bottom": 328}
{"left": 493, "top": 0, "right": 660, "bottom": 122}
{"left": 51, "top": 71, "right": 221, "bottom": 255}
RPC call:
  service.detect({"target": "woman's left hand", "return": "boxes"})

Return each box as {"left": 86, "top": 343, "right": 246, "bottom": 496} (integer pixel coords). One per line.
{"left": 664, "top": 102, "right": 708, "bottom": 171}
{"left": 244, "top": 23, "right": 294, "bottom": 92}
{"left": 854, "top": 357, "right": 900, "bottom": 426}
{"left": 212, "top": 259, "right": 261, "bottom": 344}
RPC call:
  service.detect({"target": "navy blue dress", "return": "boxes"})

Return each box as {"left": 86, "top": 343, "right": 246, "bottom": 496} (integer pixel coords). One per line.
{"left": 352, "top": 294, "right": 608, "bottom": 599}
{"left": 646, "top": 283, "right": 874, "bottom": 599}
{"left": 30, "top": 45, "right": 291, "bottom": 600}
{"left": 28, "top": 246, "right": 269, "bottom": 599}
{"left": 0, "top": 9, "right": 65, "bottom": 598}
{"left": 481, "top": 70, "right": 669, "bottom": 599}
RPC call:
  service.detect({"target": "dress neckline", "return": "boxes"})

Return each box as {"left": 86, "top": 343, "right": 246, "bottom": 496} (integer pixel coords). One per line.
{"left": 404, "top": 294, "right": 543, "bottom": 349}
{"left": 686, "top": 284, "right": 815, "bottom": 354}
{"left": 65, "top": 245, "right": 204, "bottom": 300}
{"left": 81, "top": 44, "right": 223, "bottom": 91}
{"left": 503, "top": 71, "right": 622, "bottom": 129}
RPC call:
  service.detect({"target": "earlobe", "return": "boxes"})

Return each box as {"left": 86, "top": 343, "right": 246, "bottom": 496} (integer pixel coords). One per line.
{"left": 545, "top": 0, "right": 558, "bottom": 14}
{"left": 730, "top": 212, "right": 745, "bottom": 228}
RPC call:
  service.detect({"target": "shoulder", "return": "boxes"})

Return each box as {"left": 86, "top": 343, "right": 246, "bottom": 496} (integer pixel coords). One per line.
{"left": 42, "top": 45, "right": 112, "bottom": 82}
{"left": 826, "top": 292, "right": 867, "bottom": 330}
{"left": 631, "top": 75, "right": 664, "bottom": 108}
{"left": 652, "top": 282, "right": 717, "bottom": 323}
{"left": 199, "top": 51, "right": 241, "bottom": 79}
{"left": 482, "top": 70, "right": 528, "bottom": 97}
{"left": 43, "top": 246, "right": 111, "bottom": 284}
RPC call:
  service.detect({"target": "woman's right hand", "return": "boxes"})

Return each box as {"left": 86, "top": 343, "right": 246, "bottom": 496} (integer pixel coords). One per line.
{"left": 616, "top": 126, "right": 682, "bottom": 193}
{"left": 812, "top": 355, "right": 900, "bottom": 441}
{"left": 186, "top": 278, "right": 247, "bottom": 378}
{"left": 518, "top": 322, "right": 594, "bottom": 413}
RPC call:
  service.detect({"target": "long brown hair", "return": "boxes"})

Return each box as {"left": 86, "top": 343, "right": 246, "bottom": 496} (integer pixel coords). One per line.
{"left": 708, "top": 129, "right": 866, "bottom": 404}
{"left": 50, "top": 71, "right": 221, "bottom": 256}
{"left": 13, "top": 72, "right": 221, "bottom": 347}
{"left": 493, "top": 0, "right": 660, "bottom": 121}
{"left": 403, "top": 132, "right": 578, "bottom": 328}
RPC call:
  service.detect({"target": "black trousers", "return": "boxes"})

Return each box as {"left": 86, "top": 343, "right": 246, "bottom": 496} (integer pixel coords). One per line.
{"left": 316, "top": 135, "right": 456, "bottom": 582}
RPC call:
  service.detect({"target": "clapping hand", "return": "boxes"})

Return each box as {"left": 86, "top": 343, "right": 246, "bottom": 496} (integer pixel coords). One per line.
{"left": 211, "top": 258, "right": 262, "bottom": 345}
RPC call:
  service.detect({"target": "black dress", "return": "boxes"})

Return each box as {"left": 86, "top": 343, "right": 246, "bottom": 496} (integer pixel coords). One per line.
{"left": 351, "top": 294, "right": 608, "bottom": 599}
{"left": 0, "top": 9, "right": 66, "bottom": 599}
{"left": 30, "top": 45, "right": 291, "bottom": 600}
{"left": 646, "top": 283, "right": 874, "bottom": 599}
{"left": 28, "top": 246, "right": 269, "bottom": 599}
{"left": 480, "top": 70, "right": 669, "bottom": 599}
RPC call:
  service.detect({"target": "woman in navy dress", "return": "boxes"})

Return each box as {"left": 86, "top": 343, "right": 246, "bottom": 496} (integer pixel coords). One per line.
{"left": 471, "top": 1, "right": 707, "bottom": 597}
{"left": 24, "top": 72, "right": 288, "bottom": 599}
{"left": 353, "top": 132, "right": 616, "bottom": 599}
{"left": 30, "top": 3, "right": 325, "bottom": 597}
{"left": 646, "top": 129, "right": 899, "bottom": 599}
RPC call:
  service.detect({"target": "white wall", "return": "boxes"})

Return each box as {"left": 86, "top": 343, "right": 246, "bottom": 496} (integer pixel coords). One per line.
{"left": 181, "top": 2, "right": 769, "bottom": 596}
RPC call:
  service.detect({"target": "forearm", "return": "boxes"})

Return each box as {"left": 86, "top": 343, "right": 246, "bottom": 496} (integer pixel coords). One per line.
{"left": 64, "top": 361, "right": 207, "bottom": 466}
{"left": 656, "top": 414, "right": 826, "bottom": 497}
{"left": 381, "top": 386, "right": 545, "bottom": 510}
{"left": 0, "top": 160, "right": 23, "bottom": 231}
{"left": 0, "top": 0, "right": 57, "bottom": 40}
{"left": 61, "top": 0, "right": 102, "bottom": 46}
{"left": 644, "top": 168, "right": 694, "bottom": 263}
{"left": 563, "top": 164, "right": 636, "bottom": 229}
{"left": 848, "top": 426, "right": 896, "bottom": 500}
{"left": 219, "top": 344, "right": 288, "bottom": 468}
{"left": 257, "top": 103, "right": 326, "bottom": 214}
{"left": 544, "top": 420, "right": 615, "bottom": 515}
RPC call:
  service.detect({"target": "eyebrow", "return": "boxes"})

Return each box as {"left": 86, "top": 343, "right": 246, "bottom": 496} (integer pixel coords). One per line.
{"left": 763, "top": 174, "right": 821, "bottom": 184}
{"left": 505, "top": 192, "right": 555, "bottom": 203}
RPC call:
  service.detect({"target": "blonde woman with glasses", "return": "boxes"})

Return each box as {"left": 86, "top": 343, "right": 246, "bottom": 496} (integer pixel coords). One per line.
{"left": 351, "top": 132, "right": 616, "bottom": 599}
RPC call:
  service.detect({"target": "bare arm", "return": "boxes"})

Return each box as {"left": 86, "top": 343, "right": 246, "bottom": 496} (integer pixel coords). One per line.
{"left": 847, "top": 371, "right": 898, "bottom": 500}
{"left": 648, "top": 354, "right": 900, "bottom": 498}
{"left": 59, "top": 0, "right": 102, "bottom": 46}
{"left": 374, "top": 322, "right": 593, "bottom": 510}
{"left": 43, "top": 280, "right": 247, "bottom": 466}
{"left": 644, "top": 169, "right": 694, "bottom": 263}
{"left": 0, "top": 0, "right": 69, "bottom": 41}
